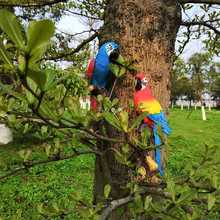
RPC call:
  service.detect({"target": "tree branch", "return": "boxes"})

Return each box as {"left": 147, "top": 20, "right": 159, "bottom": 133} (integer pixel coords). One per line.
{"left": 101, "top": 187, "right": 172, "bottom": 220}
{"left": 82, "top": 128, "right": 125, "bottom": 144}
{"left": 179, "top": 0, "right": 220, "bottom": 5}
{"left": 181, "top": 21, "right": 220, "bottom": 35}
{"left": 65, "top": 9, "right": 101, "bottom": 20}
{"left": 176, "top": 26, "right": 192, "bottom": 58}
{"left": 101, "top": 195, "right": 134, "bottom": 220}
{"left": 101, "top": 185, "right": 219, "bottom": 220}
{"left": 0, "top": 0, "right": 67, "bottom": 7}
{"left": 45, "top": 31, "right": 99, "bottom": 61}
{"left": 0, "top": 150, "right": 97, "bottom": 181}
{"left": 57, "top": 29, "right": 97, "bottom": 37}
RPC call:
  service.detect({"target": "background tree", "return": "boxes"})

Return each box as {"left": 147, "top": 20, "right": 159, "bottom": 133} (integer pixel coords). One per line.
{"left": 171, "top": 58, "right": 193, "bottom": 105}
{"left": 188, "top": 53, "right": 210, "bottom": 104}
{"left": 211, "top": 75, "right": 220, "bottom": 99}
{"left": 207, "top": 62, "right": 220, "bottom": 100}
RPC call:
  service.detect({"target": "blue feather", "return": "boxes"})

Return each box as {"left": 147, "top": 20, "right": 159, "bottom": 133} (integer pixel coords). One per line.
{"left": 91, "top": 41, "right": 119, "bottom": 89}
{"left": 148, "top": 112, "right": 171, "bottom": 176}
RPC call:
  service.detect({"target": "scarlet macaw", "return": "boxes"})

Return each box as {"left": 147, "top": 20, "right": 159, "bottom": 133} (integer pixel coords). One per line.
{"left": 134, "top": 72, "right": 171, "bottom": 176}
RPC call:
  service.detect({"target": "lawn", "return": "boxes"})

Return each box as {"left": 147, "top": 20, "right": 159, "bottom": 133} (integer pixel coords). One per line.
{"left": 168, "top": 108, "right": 220, "bottom": 175}
{"left": 0, "top": 108, "right": 220, "bottom": 219}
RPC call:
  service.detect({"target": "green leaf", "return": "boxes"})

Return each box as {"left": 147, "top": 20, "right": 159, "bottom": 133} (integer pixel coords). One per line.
{"left": 129, "top": 112, "right": 148, "bottom": 131}
{"left": 18, "top": 149, "right": 32, "bottom": 162}
{"left": 104, "top": 184, "right": 111, "bottom": 199}
{"left": 27, "top": 68, "right": 47, "bottom": 91}
{"left": 52, "top": 202, "right": 60, "bottom": 212}
{"left": 134, "top": 193, "right": 144, "bottom": 213}
{"left": 111, "top": 98, "right": 119, "bottom": 107}
{"left": 18, "top": 55, "right": 26, "bottom": 73}
{"left": 43, "top": 69, "right": 56, "bottom": 91}
{"left": 39, "top": 103, "right": 58, "bottom": 122}
{"left": 0, "top": 40, "right": 14, "bottom": 68}
{"left": 26, "top": 20, "right": 55, "bottom": 65}
{"left": 144, "top": 196, "right": 152, "bottom": 210}
{"left": 103, "top": 112, "right": 122, "bottom": 131}
{"left": 176, "top": 189, "right": 196, "bottom": 205}
{"left": 0, "top": 82, "right": 26, "bottom": 102}
{"left": 41, "top": 125, "right": 48, "bottom": 135}
{"left": 66, "top": 97, "right": 87, "bottom": 123}
{"left": 0, "top": 9, "right": 25, "bottom": 48}
{"left": 109, "top": 63, "right": 126, "bottom": 77}
{"left": 140, "top": 127, "right": 149, "bottom": 147}
{"left": 23, "top": 123, "right": 30, "bottom": 134}
{"left": 208, "top": 194, "right": 216, "bottom": 210}
{"left": 12, "top": 209, "right": 22, "bottom": 220}
{"left": 119, "top": 111, "right": 128, "bottom": 132}
{"left": 210, "top": 174, "right": 218, "bottom": 189}
{"left": 122, "top": 144, "right": 130, "bottom": 154}
{"left": 103, "top": 97, "right": 112, "bottom": 111}
{"left": 25, "top": 78, "right": 38, "bottom": 104}
{"left": 97, "top": 95, "right": 103, "bottom": 102}
{"left": 37, "top": 204, "right": 45, "bottom": 214}
{"left": 45, "top": 145, "right": 51, "bottom": 157}
{"left": 113, "top": 148, "right": 130, "bottom": 166}
{"left": 115, "top": 54, "right": 125, "bottom": 65}
{"left": 166, "top": 179, "right": 176, "bottom": 202}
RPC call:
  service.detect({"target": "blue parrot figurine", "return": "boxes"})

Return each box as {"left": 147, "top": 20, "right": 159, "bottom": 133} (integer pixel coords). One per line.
{"left": 91, "top": 41, "right": 119, "bottom": 89}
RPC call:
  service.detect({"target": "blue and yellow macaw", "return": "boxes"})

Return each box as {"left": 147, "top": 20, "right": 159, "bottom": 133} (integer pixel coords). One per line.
{"left": 91, "top": 41, "right": 120, "bottom": 89}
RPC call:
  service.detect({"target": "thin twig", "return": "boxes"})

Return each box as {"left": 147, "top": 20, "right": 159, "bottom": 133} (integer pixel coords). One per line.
{"left": 181, "top": 21, "right": 220, "bottom": 35}
{"left": 0, "top": 0, "right": 67, "bottom": 7}
{"left": 45, "top": 32, "right": 99, "bottom": 61}
{"left": 65, "top": 9, "right": 101, "bottom": 20}
{"left": 179, "top": 0, "right": 220, "bottom": 5}
{"left": 0, "top": 150, "right": 97, "bottom": 181}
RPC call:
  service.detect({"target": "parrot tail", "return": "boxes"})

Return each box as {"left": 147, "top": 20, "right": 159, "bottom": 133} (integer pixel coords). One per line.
{"left": 155, "top": 148, "right": 164, "bottom": 176}
{"left": 148, "top": 112, "right": 171, "bottom": 136}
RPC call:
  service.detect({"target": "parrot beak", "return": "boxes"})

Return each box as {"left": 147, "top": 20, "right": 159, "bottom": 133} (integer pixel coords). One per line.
{"left": 109, "top": 48, "right": 120, "bottom": 62}
{"left": 141, "top": 77, "right": 148, "bottom": 88}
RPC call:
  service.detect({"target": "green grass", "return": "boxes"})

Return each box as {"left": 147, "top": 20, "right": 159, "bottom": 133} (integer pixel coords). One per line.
{"left": 0, "top": 140, "right": 94, "bottom": 219}
{"left": 0, "top": 108, "right": 220, "bottom": 219}
{"left": 168, "top": 108, "right": 220, "bottom": 175}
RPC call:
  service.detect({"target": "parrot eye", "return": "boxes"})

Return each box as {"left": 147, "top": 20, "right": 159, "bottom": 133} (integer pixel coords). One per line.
{"left": 106, "top": 43, "right": 114, "bottom": 55}
{"left": 135, "top": 79, "right": 142, "bottom": 91}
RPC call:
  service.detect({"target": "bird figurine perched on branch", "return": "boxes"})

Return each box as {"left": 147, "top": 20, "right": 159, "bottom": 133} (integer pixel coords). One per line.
{"left": 86, "top": 40, "right": 129, "bottom": 110}
{"left": 87, "top": 40, "right": 121, "bottom": 90}
{"left": 134, "top": 72, "right": 171, "bottom": 176}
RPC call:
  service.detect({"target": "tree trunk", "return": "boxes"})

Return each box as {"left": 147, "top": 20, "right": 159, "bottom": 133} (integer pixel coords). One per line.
{"left": 94, "top": 0, "right": 181, "bottom": 219}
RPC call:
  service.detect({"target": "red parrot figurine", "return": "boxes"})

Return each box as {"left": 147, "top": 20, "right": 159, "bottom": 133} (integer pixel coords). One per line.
{"left": 134, "top": 72, "right": 171, "bottom": 176}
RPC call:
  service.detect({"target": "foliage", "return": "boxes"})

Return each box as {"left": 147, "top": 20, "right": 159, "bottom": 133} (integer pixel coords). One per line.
{"left": 0, "top": 109, "right": 220, "bottom": 219}
{"left": 0, "top": 5, "right": 220, "bottom": 220}
{"left": 177, "top": 3, "right": 220, "bottom": 56}
{"left": 211, "top": 75, "right": 220, "bottom": 99}
{"left": 206, "top": 63, "right": 220, "bottom": 100}
{"left": 171, "top": 58, "right": 194, "bottom": 102}
{"left": 0, "top": 138, "right": 94, "bottom": 220}
{"left": 171, "top": 53, "right": 220, "bottom": 102}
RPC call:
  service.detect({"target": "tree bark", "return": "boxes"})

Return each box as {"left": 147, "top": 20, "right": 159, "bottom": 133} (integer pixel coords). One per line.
{"left": 95, "top": 0, "right": 181, "bottom": 219}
